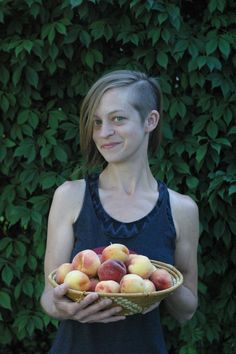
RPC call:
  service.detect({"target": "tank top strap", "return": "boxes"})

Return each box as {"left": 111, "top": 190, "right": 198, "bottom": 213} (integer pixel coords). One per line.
{"left": 157, "top": 180, "right": 176, "bottom": 237}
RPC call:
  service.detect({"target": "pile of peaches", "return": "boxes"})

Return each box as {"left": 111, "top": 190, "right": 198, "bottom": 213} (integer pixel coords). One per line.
{"left": 55, "top": 243, "right": 173, "bottom": 294}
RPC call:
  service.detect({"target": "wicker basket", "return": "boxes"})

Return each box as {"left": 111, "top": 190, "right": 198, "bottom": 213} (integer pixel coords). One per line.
{"left": 48, "top": 260, "right": 183, "bottom": 316}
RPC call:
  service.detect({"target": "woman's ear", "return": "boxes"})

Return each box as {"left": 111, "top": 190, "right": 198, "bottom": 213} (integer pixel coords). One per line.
{"left": 145, "top": 110, "right": 160, "bottom": 132}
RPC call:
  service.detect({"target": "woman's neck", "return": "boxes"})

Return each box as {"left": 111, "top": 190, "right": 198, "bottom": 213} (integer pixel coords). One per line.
{"left": 99, "top": 160, "right": 157, "bottom": 196}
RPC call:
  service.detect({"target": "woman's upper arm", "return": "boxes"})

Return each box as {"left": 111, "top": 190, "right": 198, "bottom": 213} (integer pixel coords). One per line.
{"left": 43, "top": 180, "right": 85, "bottom": 283}
{"left": 170, "top": 191, "right": 200, "bottom": 298}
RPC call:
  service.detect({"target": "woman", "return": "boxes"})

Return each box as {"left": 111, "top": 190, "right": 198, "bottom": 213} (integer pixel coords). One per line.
{"left": 40, "top": 70, "right": 199, "bottom": 354}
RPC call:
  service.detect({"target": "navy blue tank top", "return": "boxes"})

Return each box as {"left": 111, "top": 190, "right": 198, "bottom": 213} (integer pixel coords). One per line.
{"left": 49, "top": 174, "right": 176, "bottom": 354}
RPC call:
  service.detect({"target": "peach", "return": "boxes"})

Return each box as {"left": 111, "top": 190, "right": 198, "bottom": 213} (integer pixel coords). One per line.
{"left": 95, "top": 280, "right": 120, "bottom": 293}
{"left": 120, "top": 274, "right": 145, "bottom": 293}
{"left": 127, "top": 255, "right": 153, "bottom": 279}
{"left": 72, "top": 249, "right": 101, "bottom": 277}
{"left": 87, "top": 278, "right": 99, "bottom": 292}
{"left": 150, "top": 268, "right": 173, "bottom": 290}
{"left": 64, "top": 270, "right": 91, "bottom": 291}
{"left": 55, "top": 263, "right": 73, "bottom": 284}
{"left": 125, "top": 254, "right": 137, "bottom": 266}
{"left": 101, "top": 243, "right": 129, "bottom": 263}
{"left": 98, "top": 259, "right": 127, "bottom": 283}
{"left": 143, "top": 279, "right": 156, "bottom": 293}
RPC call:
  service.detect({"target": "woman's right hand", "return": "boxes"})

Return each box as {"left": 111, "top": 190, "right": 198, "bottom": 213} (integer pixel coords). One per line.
{"left": 52, "top": 283, "right": 126, "bottom": 323}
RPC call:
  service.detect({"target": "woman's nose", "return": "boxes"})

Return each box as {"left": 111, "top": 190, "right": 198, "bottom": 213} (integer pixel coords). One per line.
{"left": 99, "top": 122, "right": 115, "bottom": 137}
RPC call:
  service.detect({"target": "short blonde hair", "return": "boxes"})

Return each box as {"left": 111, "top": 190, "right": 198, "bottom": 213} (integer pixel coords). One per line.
{"left": 80, "top": 70, "right": 163, "bottom": 168}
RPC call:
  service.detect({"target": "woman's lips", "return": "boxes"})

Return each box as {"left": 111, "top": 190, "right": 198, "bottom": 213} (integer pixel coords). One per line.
{"left": 101, "top": 142, "right": 121, "bottom": 149}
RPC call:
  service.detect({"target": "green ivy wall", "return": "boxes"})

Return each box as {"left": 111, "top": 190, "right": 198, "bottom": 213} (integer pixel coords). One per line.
{"left": 0, "top": 0, "right": 235, "bottom": 353}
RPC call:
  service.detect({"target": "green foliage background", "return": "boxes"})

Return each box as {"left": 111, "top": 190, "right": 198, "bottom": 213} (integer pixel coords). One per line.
{"left": 0, "top": 0, "right": 235, "bottom": 353}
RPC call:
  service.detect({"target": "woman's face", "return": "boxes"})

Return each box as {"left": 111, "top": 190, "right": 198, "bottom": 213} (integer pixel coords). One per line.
{"left": 92, "top": 87, "right": 150, "bottom": 165}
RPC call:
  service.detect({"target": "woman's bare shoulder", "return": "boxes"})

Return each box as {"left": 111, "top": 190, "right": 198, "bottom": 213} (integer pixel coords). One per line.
{"left": 168, "top": 188, "right": 199, "bottom": 240}
{"left": 51, "top": 179, "right": 86, "bottom": 222}
{"left": 54, "top": 179, "right": 86, "bottom": 198}
{"left": 168, "top": 188, "right": 198, "bottom": 212}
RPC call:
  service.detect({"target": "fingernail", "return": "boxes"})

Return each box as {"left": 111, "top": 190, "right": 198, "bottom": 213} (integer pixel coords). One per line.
{"left": 104, "top": 299, "right": 112, "bottom": 305}
{"left": 115, "top": 307, "right": 122, "bottom": 313}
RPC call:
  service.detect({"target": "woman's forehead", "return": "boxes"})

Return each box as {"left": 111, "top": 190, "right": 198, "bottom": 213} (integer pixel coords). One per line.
{"left": 95, "top": 87, "right": 135, "bottom": 114}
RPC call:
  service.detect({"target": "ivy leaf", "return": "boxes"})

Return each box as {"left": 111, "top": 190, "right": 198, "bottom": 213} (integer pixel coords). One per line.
{"left": 12, "top": 66, "right": 23, "bottom": 86}
{"left": 0, "top": 95, "right": 9, "bottom": 112}
{"left": 25, "top": 66, "right": 39, "bottom": 88}
{"left": 188, "top": 42, "right": 199, "bottom": 58}
{"left": 90, "top": 20, "right": 105, "bottom": 40}
{"left": 174, "top": 39, "right": 188, "bottom": 54}
{"left": 92, "top": 49, "right": 103, "bottom": 63}
{"left": 29, "top": 111, "right": 39, "bottom": 129}
{"left": 197, "top": 56, "right": 207, "bottom": 69}
{"left": 208, "top": 0, "right": 217, "bottom": 13}
{"left": 158, "top": 13, "right": 168, "bottom": 25}
{"left": 0, "top": 291, "right": 12, "bottom": 310}
{"left": 207, "top": 56, "right": 222, "bottom": 71}
{"left": 229, "top": 185, "right": 236, "bottom": 196}
{"left": 84, "top": 51, "right": 94, "bottom": 69}
{"left": 174, "top": 159, "right": 190, "bottom": 174}
{"left": 13, "top": 139, "right": 36, "bottom": 163}
{"left": 23, "top": 40, "right": 33, "bottom": 54}
{"left": 147, "top": 28, "right": 160, "bottom": 46}
{"left": 40, "top": 172, "right": 57, "bottom": 190}
{"left": 53, "top": 145, "right": 68, "bottom": 162}
{"left": 27, "top": 255, "right": 37, "bottom": 271}
{"left": 215, "top": 138, "right": 231, "bottom": 147}
{"left": 219, "top": 37, "right": 230, "bottom": 57}
{"left": 156, "top": 52, "right": 168, "bottom": 69}
{"left": 0, "top": 65, "right": 10, "bottom": 85}
{"left": 228, "top": 126, "right": 236, "bottom": 135}
{"left": 206, "top": 38, "right": 218, "bottom": 55}
{"left": 2, "top": 265, "right": 14, "bottom": 286}
{"left": 79, "top": 30, "right": 91, "bottom": 47}
{"left": 55, "top": 22, "right": 67, "bottom": 35}
{"left": 48, "top": 26, "right": 56, "bottom": 45}
{"left": 196, "top": 144, "right": 208, "bottom": 163}
{"left": 186, "top": 176, "right": 199, "bottom": 189}
{"left": 207, "top": 121, "right": 218, "bottom": 139}
{"left": 192, "top": 115, "right": 208, "bottom": 135}
{"left": 23, "top": 280, "right": 34, "bottom": 297}
{"left": 17, "top": 110, "right": 29, "bottom": 124}
{"left": 0, "top": 237, "right": 12, "bottom": 251}
{"left": 70, "top": 0, "right": 83, "bottom": 7}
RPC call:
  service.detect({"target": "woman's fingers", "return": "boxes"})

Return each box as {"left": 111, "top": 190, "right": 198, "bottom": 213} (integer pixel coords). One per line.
{"left": 53, "top": 284, "right": 84, "bottom": 317}
{"left": 75, "top": 292, "right": 100, "bottom": 308}
{"left": 52, "top": 285, "right": 126, "bottom": 323}
{"left": 73, "top": 295, "right": 126, "bottom": 322}
{"left": 53, "top": 283, "right": 69, "bottom": 298}
{"left": 77, "top": 303, "right": 126, "bottom": 323}
{"left": 74, "top": 297, "right": 113, "bottom": 320}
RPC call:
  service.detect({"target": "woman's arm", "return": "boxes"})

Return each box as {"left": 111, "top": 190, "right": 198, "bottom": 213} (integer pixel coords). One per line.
{"left": 165, "top": 191, "right": 199, "bottom": 324}
{"left": 40, "top": 180, "right": 125, "bottom": 323}
{"left": 40, "top": 180, "right": 83, "bottom": 318}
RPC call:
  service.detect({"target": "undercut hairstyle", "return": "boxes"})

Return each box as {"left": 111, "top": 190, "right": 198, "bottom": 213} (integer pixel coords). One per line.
{"left": 79, "top": 70, "right": 163, "bottom": 168}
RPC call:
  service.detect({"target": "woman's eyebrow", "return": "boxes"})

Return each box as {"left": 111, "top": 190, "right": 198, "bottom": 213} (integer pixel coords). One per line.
{"left": 108, "top": 110, "right": 125, "bottom": 115}
{"left": 94, "top": 110, "right": 126, "bottom": 118}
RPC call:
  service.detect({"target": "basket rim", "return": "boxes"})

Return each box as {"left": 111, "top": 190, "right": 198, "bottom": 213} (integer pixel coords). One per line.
{"left": 48, "top": 260, "right": 183, "bottom": 298}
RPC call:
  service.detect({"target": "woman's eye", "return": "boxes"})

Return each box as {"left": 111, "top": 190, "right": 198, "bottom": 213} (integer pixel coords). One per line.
{"left": 113, "top": 116, "right": 125, "bottom": 122}
{"left": 93, "top": 119, "right": 102, "bottom": 127}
